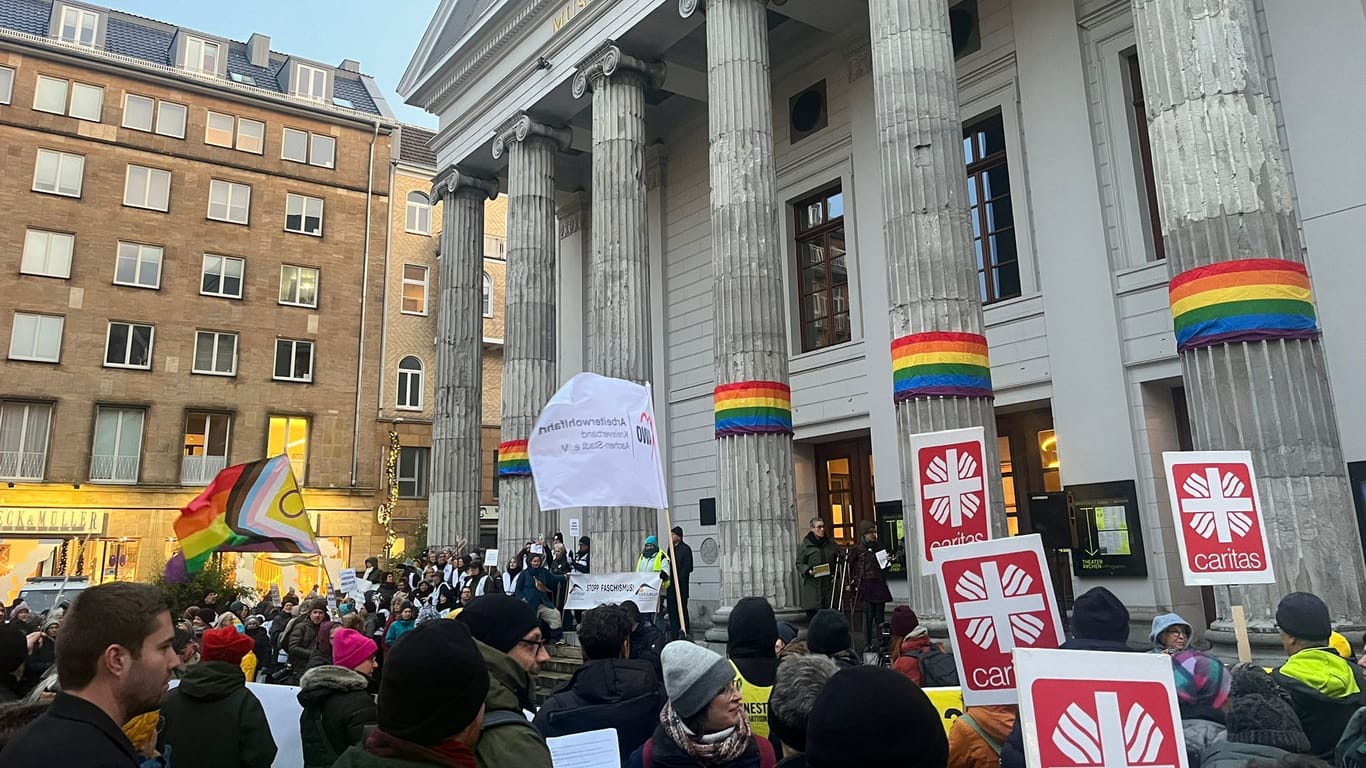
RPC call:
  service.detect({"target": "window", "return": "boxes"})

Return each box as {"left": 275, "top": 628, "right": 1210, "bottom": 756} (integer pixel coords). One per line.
{"left": 205, "top": 112, "right": 263, "bottom": 153}
{"left": 21, "top": 229, "right": 74, "bottom": 278}
{"left": 406, "top": 191, "right": 432, "bottom": 235}
{"left": 33, "top": 149, "right": 83, "bottom": 197}
{"left": 182, "top": 412, "right": 230, "bottom": 485}
{"left": 184, "top": 37, "right": 220, "bottom": 75}
{"left": 207, "top": 180, "right": 250, "bottom": 224}
{"left": 285, "top": 194, "right": 324, "bottom": 236}
{"left": 794, "top": 185, "right": 851, "bottom": 352}
{"left": 267, "top": 415, "right": 309, "bottom": 482}
{"left": 104, "top": 321, "right": 153, "bottom": 369}
{"left": 964, "top": 113, "right": 1020, "bottom": 304}
{"left": 157, "top": 101, "right": 187, "bottom": 138}
{"left": 200, "top": 254, "right": 244, "bottom": 299}
{"left": 33, "top": 76, "right": 66, "bottom": 114}
{"left": 282, "top": 128, "right": 308, "bottom": 162}
{"left": 0, "top": 67, "right": 13, "bottom": 104}
{"left": 205, "top": 111, "right": 234, "bottom": 147}
{"left": 237, "top": 118, "right": 265, "bottom": 154}
{"left": 397, "top": 446, "right": 429, "bottom": 499}
{"left": 310, "top": 134, "right": 335, "bottom": 168}
{"left": 0, "top": 402, "right": 52, "bottom": 480}
{"left": 90, "top": 406, "right": 143, "bottom": 483}
{"left": 274, "top": 339, "right": 314, "bottom": 382}
{"left": 482, "top": 272, "right": 493, "bottom": 317}
{"left": 279, "top": 265, "right": 319, "bottom": 307}
{"left": 122, "top": 165, "right": 171, "bottom": 211}
{"left": 8, "top": 313, "right": 63, "bottom": 363}
{"left": 293, "top": 63, "right": 327, "bottom": 101}
{"left": 396, "top": 356, "right": 423, "bottom": 409}
{"left": 122, "top": 94, "right": 185, "bottom": 137}
{"left": 114, "top": 242, "right": 162, "bottom": 289}
{"left": 192, "top": 331, "right": 237, "bottom": 375}
{"left": 402, "top": 265, "right": 428, "bottom": 315}
{"left": 282, "top": 128, "right": 334, "bottom": 167}
{"left": 58, "top": 6, "right": 98, "bottom": 47}
{"left": 34, "top": 77, "right": 101, "bottom": 120}
{"left": 229, "top": 71, "right": 256, "bottom": 86}
{"left": 1126, "top": 53, "right": 1165, "bottom": 261}
{"left": 68, "top": 82, "right": 101, "bottom": 121}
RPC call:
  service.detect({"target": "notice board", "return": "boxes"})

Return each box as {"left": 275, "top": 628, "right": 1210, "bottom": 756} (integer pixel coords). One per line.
{"left": 1068, "top": 479, "right": 1147, "bottom": 577}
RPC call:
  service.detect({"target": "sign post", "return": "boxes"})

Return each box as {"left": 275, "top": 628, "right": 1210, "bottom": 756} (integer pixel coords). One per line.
{"left": 910, "top": 426, "right": 993, "bottom": 575}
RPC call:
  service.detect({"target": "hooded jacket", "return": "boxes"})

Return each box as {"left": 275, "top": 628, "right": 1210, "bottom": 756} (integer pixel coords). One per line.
{"left": 533, "top": 658, "right": 666, "bottom": 762}
{"left": 631, "top": 620, "right": 667, "bottom": 680}
{"left": 475, "top": 640, "right": 553, "bottom": 768}
{"left": 727, "top": 597, "right": 780, "bottom": 740}
{"left": 284, "top": 609, "right": 325, "bottom": 669}
{"left": 1149, "top": 613, "right": 1192, "bottom": 653}
{"left": 1273, "top": 646, "right": 1366, "bottom": 759}
{"left": 158, "top": 660, "right": 278, "bottom": 768}
{"left": 948, "top": 705, "right": 1016, "bottom": 768}
{"left": 891, "top": 632, "right": 939, "bottom": 687}
{"left": 297, "top": 665, "right": 378, "bottom": 768}
{"left": 796, "top": 533, "right": 836, "bottom": 611}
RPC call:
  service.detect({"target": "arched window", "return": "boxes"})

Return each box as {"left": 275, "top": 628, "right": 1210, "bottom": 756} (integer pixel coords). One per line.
{"left": 396, "top": 356, "right": 423, "bottom": 409}
{"left": 405, "top": 191, "right": 431, "bottom": 236}
{"left": 482, "top": 272, "right": 493, "bottom": 318}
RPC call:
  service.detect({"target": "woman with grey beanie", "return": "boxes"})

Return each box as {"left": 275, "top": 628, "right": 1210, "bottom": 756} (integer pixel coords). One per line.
{"left": 626, "top": 641, "right": 777, "bottom": 768}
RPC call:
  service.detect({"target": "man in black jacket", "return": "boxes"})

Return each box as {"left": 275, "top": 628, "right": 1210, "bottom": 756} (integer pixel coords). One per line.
{"left": 1270, "top": 591, "right": 1366, "bottom": 759}
{"left": 533, "top": 604, "right": 665, "bottom": 761}
{"left": 666, "top": 526, "right": 695, "bottom": 640}
{"left": 1, "top": 582, "right": 182, "bottom": 767}
{"left": 621, "top": 600, "right": 665, "bottom": 681}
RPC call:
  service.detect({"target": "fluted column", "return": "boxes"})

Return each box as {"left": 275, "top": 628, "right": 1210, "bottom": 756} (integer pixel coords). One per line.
{"left": 572, "top": 42, "right": 667, "bottom": 572}
{"left": 492, "top": 114, "right": 571, "bottom": 558}
{"left": 683, "top": 0, "right": 798, "bottom": 608}
{"left": 868, "top": 2, "right": 1007, "bottom": 621}
{"left": 427, "top": 169, "right": 498, "bottom": 550}
{"left": 1132, "top": 0, "right": 1365, "bottom": 635}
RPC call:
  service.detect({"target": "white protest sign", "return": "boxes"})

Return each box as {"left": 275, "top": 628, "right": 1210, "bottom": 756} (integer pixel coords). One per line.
{"left": 935, "top": 534, "right": 1065, "bottom": 705}
{"left": 1015, "top": 649, "right": 1188, "bottom": 768}
{"left": 911, "top": 426, "right": 993, "bottom": 574}
{"left": 563, "top": 572, "right": 663, "bottom": 611}
{"left": 570, "top": 517, "right": 581, "bottom": 540}
{"left": 1163, "top": 450, "right": 1275, "bottom": 586}
{"left": 485, "top": 548, "right": 500, "bottom": 568}
{"left": 529, "top": 373, "right": 668, "bottom": 510}
{"left": 546, "top": 728, "right": 621, "bottom": 768}
{"left": 337, "top": 568, "right": 357, "bottom": 595}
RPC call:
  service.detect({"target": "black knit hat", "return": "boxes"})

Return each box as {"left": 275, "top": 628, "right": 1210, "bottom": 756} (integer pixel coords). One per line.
{"left": 727, "top": 596, "right": 778, "bottom": 659}
{"left": 806, "top": 666, "right": 947, "bottom": 768}
{"left": 1071, "top": 587, "right": 1130, "bottom": 642}
{"left": 807, "top": 609, "right": 852, "bottom": 656}
{"left": 377, "top": 620, "right": 489, "bottom": 745}
{"left": 457, "top": 594, "right": 540, "bottom": 653}
{"left": 1226, "top": 693, "right": 1312, "bottom": 753}
{"left": 1275, "top": 592, "right": 1332, "bottom": 643}
{"left": 0, "top": 625, "right": 27, "bottom": 676}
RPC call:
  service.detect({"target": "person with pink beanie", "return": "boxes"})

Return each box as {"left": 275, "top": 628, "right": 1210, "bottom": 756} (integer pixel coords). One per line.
{"left": 298, "top": 627, "right": 379, "bottom": 768}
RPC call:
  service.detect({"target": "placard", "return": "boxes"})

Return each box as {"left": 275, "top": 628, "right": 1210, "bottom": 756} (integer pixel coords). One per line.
{"left": 934, "top": 534, "right": 1065, "bottom": 705}
{"left": 910, "top": 427, "right": 993, "bottom": 574}
{"left": 1163, "top": 451, "right": 1275, "bottom": 586}
{"left": 1015, "top": 649, "right": 1188, "bottom": 768}
{"left": 563, "top": 572, "right": 662, "bottom": 611}
{"left": 484, "top": 548, "right": 500, "bottom": 568}
{"left": 337, "top": 568, "right": 357, "bottom": 595}
{"left": 570, "top": 517, "right": 581, "bottom": 540}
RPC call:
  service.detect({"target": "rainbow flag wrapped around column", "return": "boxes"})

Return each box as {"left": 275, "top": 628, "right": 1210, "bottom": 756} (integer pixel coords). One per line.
{"left": 1169, "top": 258, "right": 1320, "bottom": 351}
{"left": 497, "top": 440, "right": 531, "bottom": 477}
{"left": 169, "top": 454, "right": 318, "bottom": 575}
{"left": 714, "top": 380, "right": 793, "bottom": 437}
{"left": 892, "top": 331, "right": 994, "bottom": 401}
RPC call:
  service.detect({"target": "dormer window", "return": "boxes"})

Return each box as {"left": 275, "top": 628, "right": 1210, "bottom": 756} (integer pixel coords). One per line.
{"left": 184, "top": 37, "right": 221, "bottom": 75}
{"left": 58, "top": 6, "right": 98, "bottom": 47}
{"left": 294, "top": 63, "right": 327, "bottom": 102}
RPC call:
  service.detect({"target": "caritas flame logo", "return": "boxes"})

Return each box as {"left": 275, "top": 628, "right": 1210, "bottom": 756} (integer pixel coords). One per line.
{"left": 1032, "top": 680, "right": 1181, "bottom": 768}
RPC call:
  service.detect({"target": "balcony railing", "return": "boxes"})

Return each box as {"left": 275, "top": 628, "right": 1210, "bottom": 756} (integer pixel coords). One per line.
{"left": 181, "top": 454, "right": 228, "bottom": 485}
{"left": 0, "top": 450, "right": 45, "bottom": 480}
{"left": 89, "top": 454, "right": 140, "bottom": 483}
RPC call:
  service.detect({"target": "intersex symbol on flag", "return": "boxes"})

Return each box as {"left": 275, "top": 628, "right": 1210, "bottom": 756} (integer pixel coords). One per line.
{"left": 1180, "top": 468, "right": 1254, "bottom": 543}
{"left": 954, "top": 561, "right": 1047, "bottom": 653}
{"left": 926, "top": 448, "right": 983, "bottom": 527}
{"left": 1053, "top": 692, "right": 1169, "bottom": 768}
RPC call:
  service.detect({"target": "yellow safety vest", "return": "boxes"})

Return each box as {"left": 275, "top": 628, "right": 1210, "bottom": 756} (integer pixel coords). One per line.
{"left": 730, "top": 661, "right": 773, "bottom": 739}
{"left": 637, "top": 551, "right": 671, "bottom": 589}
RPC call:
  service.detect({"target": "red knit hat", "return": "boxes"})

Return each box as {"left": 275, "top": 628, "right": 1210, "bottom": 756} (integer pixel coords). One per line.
{"left": 200, "top": 626, "right": 254, "bottom": 664}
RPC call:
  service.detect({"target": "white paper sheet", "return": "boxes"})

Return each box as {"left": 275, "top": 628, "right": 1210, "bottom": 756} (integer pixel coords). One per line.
{"left": 546, "top": 728, "right": 621, "bottom": 768}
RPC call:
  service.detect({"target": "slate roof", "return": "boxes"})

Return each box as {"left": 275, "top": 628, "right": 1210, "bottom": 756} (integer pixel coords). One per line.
{"left": 0, "top": 0, "right": 392, "bottom": 118}
{"left": 396, "top": 125, "right": 438, "bottom": 168}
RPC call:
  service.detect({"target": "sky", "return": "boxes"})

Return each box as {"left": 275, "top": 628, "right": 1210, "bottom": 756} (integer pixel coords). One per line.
{"left": 109, "top": 0, "right": 442, "bottom": 126}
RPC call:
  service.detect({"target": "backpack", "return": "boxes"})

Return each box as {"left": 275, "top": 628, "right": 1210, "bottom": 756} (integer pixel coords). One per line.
{"left": 1337, "top": 706, "right": 1366, "bottom": 768}
{"left": 959, "top": 713, "right": 1003, "bottom": 755}
{"left": 907, "top": 647, "right": 961, "bottom": 687}
{"left": 642, "top": 734, "right": 775, "bottom": 768}
{"left": 482, "top": 709, "right": 539, "bottom": 736}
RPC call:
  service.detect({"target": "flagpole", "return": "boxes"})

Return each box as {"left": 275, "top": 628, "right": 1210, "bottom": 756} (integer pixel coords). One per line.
{"left": 647, "top": 382, "right": 687, "bottom": 637}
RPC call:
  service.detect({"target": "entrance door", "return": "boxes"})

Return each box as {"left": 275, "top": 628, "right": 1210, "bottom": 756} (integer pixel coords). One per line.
{"left": 815, "top": 438, "right": 875, "bottom": 545}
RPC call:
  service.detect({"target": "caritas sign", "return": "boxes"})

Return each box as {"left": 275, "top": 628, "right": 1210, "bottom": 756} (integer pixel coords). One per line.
{"left": 1162, "top": 451, "right": 1275, "bottom": 587}
{"left": 910, "top": 426, "right": 993, "bottom": 575}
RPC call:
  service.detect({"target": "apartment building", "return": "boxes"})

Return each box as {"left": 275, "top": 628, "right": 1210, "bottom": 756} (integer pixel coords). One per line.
{"left": 0, "top": 0, "right": 395, "bottom": 592}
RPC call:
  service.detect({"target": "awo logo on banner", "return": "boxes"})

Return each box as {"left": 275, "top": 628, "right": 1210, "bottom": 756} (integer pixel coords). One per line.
{"left": 912, "top": 427, "right": 993, "bottom": 574}
{"left": 1163, "top": 451, "right": 1275, "bottom": 587}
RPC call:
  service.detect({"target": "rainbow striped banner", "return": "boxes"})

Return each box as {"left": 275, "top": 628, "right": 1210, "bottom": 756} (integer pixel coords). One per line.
{"left": 892, "top": 331, "right": 993, "bottom": 402}
{"left": 1169, "top": 259, "right": 1319, "bottom": 351}
{"left": 714, "top": 381, "right": 793, "bottom": 438}
{"left": 497, "top": 440, "right": 531, "bottom": 477}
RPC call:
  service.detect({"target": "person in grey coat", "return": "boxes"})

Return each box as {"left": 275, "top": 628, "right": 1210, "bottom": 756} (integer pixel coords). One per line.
{"left": 796, "top": 517, "right": 837, "bottom": 620}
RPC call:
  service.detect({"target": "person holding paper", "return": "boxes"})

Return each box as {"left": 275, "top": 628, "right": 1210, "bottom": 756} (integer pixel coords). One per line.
{"left": 850, "top": 521, "right": 892, "bottom": 654}
{"left": 797, "top": 518, "right": 837, "bottom": 620}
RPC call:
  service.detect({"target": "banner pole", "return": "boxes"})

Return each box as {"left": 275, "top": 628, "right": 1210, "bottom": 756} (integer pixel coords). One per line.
{"left": 646, "top": 381, "right": 686, "bottom": 637}
{"left": 662, "top": 506, "right": 687, "bottom": 636}
{"left": 1226, "top": 585, "right": 1252, "bottom": 663}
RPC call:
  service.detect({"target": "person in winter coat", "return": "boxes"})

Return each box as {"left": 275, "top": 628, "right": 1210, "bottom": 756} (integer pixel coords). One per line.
{"left": 804, "top": 666, "right": 947, "bottom": 768}
{"left": 284, "top": 598, "right": 329, "bottom": 682}
{"left": 768, "top": 654, "right": 838, "bottom": 765}
{"left": 516, "top": 552, "right": 568, "bottom": 643}
{"left": 571, "top": 536, "right": 592, "bottom": 574}
{"left": 948, "top": 705, "right": 1016, "bottom": 768}
{"left": 1170, "top": 650, "right": 1231, "bottom": 765}
{"left": 305, "top": 620, "right": 337, "bottom": 671}
{"left": 194, "top": 591, "right": 221, "bottom": 626}
{"left": 796, "top": 518, "right": 837, "bottom": 619}
{"left": 888, "top": 606, "right": 948, "bottom": 687}
{"left": 298, "top": 628, "right": 379, "bottom": 768}
{"left": 667, "top": 526, "right": 696, "bottom": 641}
{"left": 158, "top": 626, "right": 277, "bottom": 768}
{"left": 458, "top": 595, "right": 554, "bottom": 768}
{"left": 850, "top": 521, "right": 892, "bottom": 652}
{"left": 244, "top": 615, "right": 272, "bottom": 674}
{"left": 727, "top": 597, "right": 780, "bottom": 741}
{"left": 1270, "top": 591, "right": 1366, "bottom": 759}
{"left": 624, "top": 600, "right": 666, "bottom": 680}
{"left": 627, "top": 641, "right": 775, "bottom": 768}
{"left": 1150, "top": 612, "right": 1194, "bottom": 654}
{"left": 361, "top": 557, "right": 384, "bottom": 585}
{"left": 331, "top": 620, "right": 489, "bottom": 768}
{"left": 1198, "top": 665, "right": 1312, "bottom": 768}
{"left": 1001, "top": 587, "right": 1136, "bottom": 768}
{"left": 534, "top": 604, "right": 666, "bottom": 762}
{"left": 385, "top": 604, "right": 416, "bottom": 648}
{"left": 806, "top": 609, "right": 860, "bottom": 668}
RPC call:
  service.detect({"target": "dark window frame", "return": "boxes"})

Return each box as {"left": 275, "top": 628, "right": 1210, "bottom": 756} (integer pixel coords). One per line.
{"left": 964, "top": 112, "right": 1021, "bottom": 305}
{"left": 397, "top": 445, "right": 429, "bottom": 499}
{"left": 1126, "top": 52, "right": 1166, "bottom": 262}
{"left": 794, "top": 184, "right": 851, "bottom": 353}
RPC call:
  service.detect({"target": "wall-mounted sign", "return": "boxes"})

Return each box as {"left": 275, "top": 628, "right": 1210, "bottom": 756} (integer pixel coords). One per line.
{"left": 0, "top": 509, "right": 106, "bottom": 536}
{"left": 1067, "top": 480, "right": 1148, "bottom": 578}
{"left": 479, "top": 506, "right": 499, "bottom": 522}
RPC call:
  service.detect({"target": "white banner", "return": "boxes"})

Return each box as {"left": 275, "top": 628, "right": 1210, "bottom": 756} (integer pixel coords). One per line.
{"left": 563, "top": 571, "right": 663, "bottom": 611}
{"left": 529, "top": 373, "right": 669, "bottom": 511}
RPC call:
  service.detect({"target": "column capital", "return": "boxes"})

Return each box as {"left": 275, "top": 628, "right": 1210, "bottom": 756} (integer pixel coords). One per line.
{"left": 678, "top": 0, "right": 789, "bottom": 19}
{"left": 430, "top": 166, "right": 498, "bottom": 202}
{"left": 571, "top": 41, "right": 666, "bottom": 99}
{"left": 491, "top": 112, "right": 572, "bottom": 160}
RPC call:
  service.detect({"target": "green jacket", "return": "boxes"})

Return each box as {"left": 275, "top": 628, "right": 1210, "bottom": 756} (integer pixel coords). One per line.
{"left": 797, "top": 532, "right": 837, "bottom": 611}
{"left": 475, "top": 640, "right": 553, "bottom": 768}
{"left": 331, "top": 745, "right": 442, "bottom": 768}
{"left": 158, "top": 660, "right": 278, "bottom": 768}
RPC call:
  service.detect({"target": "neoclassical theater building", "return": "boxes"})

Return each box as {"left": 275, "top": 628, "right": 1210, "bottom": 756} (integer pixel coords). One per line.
{"left": 400, "top": 0, "right": 1366, "bottom": 644}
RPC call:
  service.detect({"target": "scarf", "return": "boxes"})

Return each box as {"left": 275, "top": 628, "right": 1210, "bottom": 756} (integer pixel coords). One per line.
{"left": 365, "top": 727, "right": 477, "bottom": 768}
{"left": 659, "top": 701, "right": 753, "bottom": 765}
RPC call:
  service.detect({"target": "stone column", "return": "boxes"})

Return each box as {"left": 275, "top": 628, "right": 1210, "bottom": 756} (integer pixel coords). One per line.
{"left": 427, "top": 168, "right": 498, "bottom": 550}
{"left": 681, "top": 0, "right": 799, "bottom": 610}
{"left": 572, "top": 42, "right": 667, "bottom": 572}
{"left": 1132, "top": 0, "right": 1366, "bottom": 638}
{"left": 866, "top": 2, "right": 1008, "bottom": 621}
{"left": 492, "top": 114, "right": 571, "bottom": 558}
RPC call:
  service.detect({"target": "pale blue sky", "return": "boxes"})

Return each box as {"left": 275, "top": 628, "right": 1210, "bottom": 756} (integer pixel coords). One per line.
{"left": 109, "top": 0, "right": 441, "bottom": 126}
